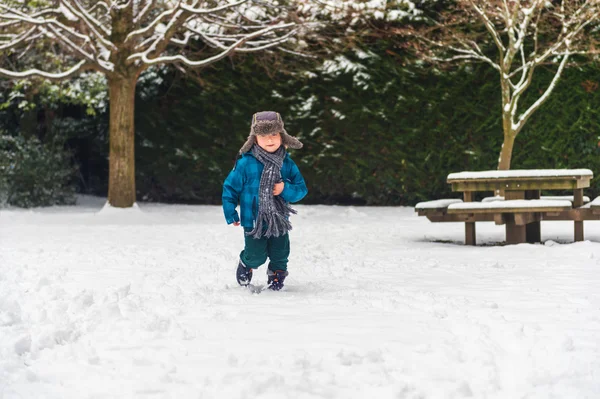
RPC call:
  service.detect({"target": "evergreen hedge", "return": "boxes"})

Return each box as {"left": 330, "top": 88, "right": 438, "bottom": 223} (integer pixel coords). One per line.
{"left": 132, "top": 45, "right": 600, "bottom": 205}
{"left": 0, "top": 133, "right": 76, "bottom": 207}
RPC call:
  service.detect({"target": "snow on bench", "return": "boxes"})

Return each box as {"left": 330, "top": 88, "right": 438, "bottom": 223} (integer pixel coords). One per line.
{"left": 541, "top": 195, "right": 590, "bottom": 203}
{"left": 482, "top": 196, "right": 504, "bottom": 202}
{"left": 447, "top": 169, "right": 593, "bottom": 180}
{"left": 415, "top": 199, "right": 462, "bottom": 212}
{"left": 447, "top": 199, "right": 572, "bottom": 214}
{"left": 580, "top": 197, "right": 600, "bottom": 209}
{"left": 482, "top": 195, "right": 590, "bottom": 203}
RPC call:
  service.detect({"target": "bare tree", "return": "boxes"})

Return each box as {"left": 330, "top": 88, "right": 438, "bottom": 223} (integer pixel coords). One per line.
{"left": 403, "top": 0, "right": 600, "bottom": 170}
{"left": 0, "top": 0, "right": 309, "bottom": 207}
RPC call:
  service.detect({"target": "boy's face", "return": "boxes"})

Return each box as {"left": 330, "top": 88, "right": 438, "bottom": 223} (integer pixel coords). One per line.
{"left": 256, "top": 132, "right": 282, "bottom": 153}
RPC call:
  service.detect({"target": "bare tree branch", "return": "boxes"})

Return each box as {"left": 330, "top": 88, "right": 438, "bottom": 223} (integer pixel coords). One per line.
{"left": 467, "top": 0, "right": 506, "bottom": 54}
{"left": 186, "top": 24, "right": 298, "bottom": 50}
{"left": 514, "top": 52, "right": 570, "bottom": 134}
{"left": 61, "top": 0, "right": 110, "bottom": 36}
{"left": 129, "top": 22, "right": 296, "bottom": 66}
{"left": 133, "top": 0, "right": 156, "bottom": 24}
{"left": 0, "top": 26, "right": 36, "bottom": 50}
{"left": 0, "top": 8, "right": 98, "bottom": 45}
{"left": 0, "top": 59, "right": 92, "bottom": 81}
{"left": 180, "top": 0, "right": 249, "bottom": 15}
{"left": 125, "top": 4, "right": 180, "bottom": 44}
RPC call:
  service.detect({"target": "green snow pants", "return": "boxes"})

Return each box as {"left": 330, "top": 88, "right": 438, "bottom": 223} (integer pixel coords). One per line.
{"left": 240, "top": 227, "right": 290, "bottom": 271}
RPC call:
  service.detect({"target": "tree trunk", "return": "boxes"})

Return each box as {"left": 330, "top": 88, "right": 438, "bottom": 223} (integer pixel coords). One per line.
{"left": 498, "top": 103, "right": 516, "bottom": 171}
{"left": 108, "top": 77, "right": 136, "bottom": 207}
{"left": 497, "top": 134, "right": 515, "bottom": 171}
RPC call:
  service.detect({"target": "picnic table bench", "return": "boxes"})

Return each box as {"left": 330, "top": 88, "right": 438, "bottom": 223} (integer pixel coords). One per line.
{"left": 416, "top": 169, "right": 600, "bottom": 245}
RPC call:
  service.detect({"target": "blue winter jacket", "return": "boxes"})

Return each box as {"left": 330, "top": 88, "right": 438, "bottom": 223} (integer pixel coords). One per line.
{"left": 222, "top": 152, "right": 308, "bottom": 228}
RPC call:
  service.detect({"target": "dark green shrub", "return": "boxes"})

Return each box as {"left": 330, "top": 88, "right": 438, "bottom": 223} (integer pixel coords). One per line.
{"left": 0, "top": 134, "right": 77, "bottom": 207}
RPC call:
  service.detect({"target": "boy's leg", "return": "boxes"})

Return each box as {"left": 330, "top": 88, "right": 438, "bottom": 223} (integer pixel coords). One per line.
{"left": 240, "top": 228, "right": 269, "bottom": 269}
{"left": 266, "top": 233, "right": 290, "bottom": 271}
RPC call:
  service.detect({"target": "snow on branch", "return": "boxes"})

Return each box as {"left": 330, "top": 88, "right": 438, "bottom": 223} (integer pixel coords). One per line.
{"left": 129, "top": 22, "right": 295, "bottom": 66}
{"left": 0, "top": 19, "right": 21, "bottom": 28}
{"left": 180, "top": 0, "right": 250, "bottom": 15}
{"left": 0, "top": 1, "right": 116, "bottom": 73}
{"left": 61, "top": 0, "right": 110, "bottom": 36}
{"left": 278, "top": 46, "right": 316, "bottom": 59}
{"left": 513, "top": 52, "right": 570, "bottom": 133}
{"left": 408, "top": 0, "right": 599, "bottom": 92}
{"left": 133, "top": 0, "right": 154, "bottom": 24}
{"left": 45, "top": 23, "right": 97, "bottom": 64}
{"left": 89, "top": 2, "right": 110, "bottom": 15}
{"left": 1, "top": 0, "right": 306, "bottom": 81}
{"left": 0, "top": 27, "right": 36, "bottom": 50}
{"left": 408, "top": 1, "right": 599, "bottom": 66}
{"left": 185, "top": 23, "right": 298, "bottom": 51}
{"left": 467, "top": 0, "right": 506, "bottom": 54}
{"left": 200, "top": 13, "right": 272, "bottom": 30}
{"left": 125, "top": 6, "right": 179, "bottom": 43}
{"left": 0, "top": 14, "right": 89, "bottom": 46}
{"left": 110, "top": 0, "right": 133, "bottom": 11}
{"left": 0, "top": 59, "right": 91, "bottom": 81}
{"left": 57, "top": 0, "right": 114, "bottom": 53}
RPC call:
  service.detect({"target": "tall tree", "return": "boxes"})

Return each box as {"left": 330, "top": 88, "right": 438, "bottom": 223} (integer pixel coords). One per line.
{"left": 0, "top": 0, "right": 307, "bottom": 207}
{"left": 404, "top": 0, "right": 600, "bottom": 170}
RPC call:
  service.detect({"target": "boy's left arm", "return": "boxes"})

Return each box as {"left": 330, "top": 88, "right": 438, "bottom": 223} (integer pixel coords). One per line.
{"left": 280, "top": 160, "right": 308, "bottom": 203}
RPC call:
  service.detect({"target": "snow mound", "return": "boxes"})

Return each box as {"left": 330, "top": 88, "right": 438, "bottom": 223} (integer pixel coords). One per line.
{"left": 98, "top": 201, "right": 143, "bottom": 215}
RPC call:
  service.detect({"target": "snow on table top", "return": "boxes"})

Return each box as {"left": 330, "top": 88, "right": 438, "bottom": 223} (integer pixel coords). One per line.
{"left": 482, "top": 196, "right": 505, "bottom": 202}
{"left": 447, "top": 169, "right": 593, "bottom": 181}
{"left": 482, "top": 195, "right": 591, "bottom": 203}
{"left": 448, "top": 199, "right": 572, "bottom": 210}
{"left": 541, "top": 195, "right": 590, "bottom": 203}
{"left": 415, "top": 199, "right": 462, "bottom": 209}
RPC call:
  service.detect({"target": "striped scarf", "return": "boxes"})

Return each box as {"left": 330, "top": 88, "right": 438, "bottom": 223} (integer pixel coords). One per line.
{"left": 248, "top": 144, "right": 297, "bottom": 239}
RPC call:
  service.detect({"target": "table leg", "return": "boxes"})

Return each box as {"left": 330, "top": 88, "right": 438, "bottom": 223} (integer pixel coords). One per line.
{"left": 506, "top": 221, "right": 526, "bottom": 244}
{"left": 574, "top": 188, "right": 584, "bottom": 241}
{"left": 464, "top": 192, "right": 476, "bottom": 246}
{"left": 525, "top": 190, "right": 541, "bottom": 243}
{"left": 526, "top": 222, "right": 541, "bottom": 243}
{"left": 505, "top": 190, "right": 527, "bottom": 244}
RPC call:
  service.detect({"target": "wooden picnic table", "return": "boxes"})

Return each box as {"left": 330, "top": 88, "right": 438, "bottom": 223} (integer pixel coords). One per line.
{"left": 446, "top": 169, "right": 593, "bottom": 245}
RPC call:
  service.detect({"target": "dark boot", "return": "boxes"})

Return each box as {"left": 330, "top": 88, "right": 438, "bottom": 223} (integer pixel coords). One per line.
{"left": 236, "top": 260, "right": 253, "bottom": 286}
{"left": 267, "top": 269, "right": 288, "bottom": 291}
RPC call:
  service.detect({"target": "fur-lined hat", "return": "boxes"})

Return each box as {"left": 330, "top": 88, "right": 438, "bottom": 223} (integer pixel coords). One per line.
{"left": 239, "top": 111, "right": 303, "bottom": 154}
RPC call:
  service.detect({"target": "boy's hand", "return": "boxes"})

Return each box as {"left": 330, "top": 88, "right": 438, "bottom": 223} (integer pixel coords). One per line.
{"left": 273, "top": 182, "right": 284, "bottom": 196}
{"left": 233, "top": 221, "right": 240, "bottom": 226}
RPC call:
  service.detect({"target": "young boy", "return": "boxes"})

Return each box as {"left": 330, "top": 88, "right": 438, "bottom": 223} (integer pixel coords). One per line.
{"left": 222, "top": 111, "right": 308, "bottom": 290}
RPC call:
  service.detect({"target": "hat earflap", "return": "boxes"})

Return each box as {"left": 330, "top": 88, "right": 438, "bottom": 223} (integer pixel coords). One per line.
{"left": 239, "top": 135, "right": 256, "bottom": 154}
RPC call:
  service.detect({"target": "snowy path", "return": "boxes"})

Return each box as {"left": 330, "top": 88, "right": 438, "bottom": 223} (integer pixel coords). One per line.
{"left": 1, "top": 198, "right": 599, "bottom": 398}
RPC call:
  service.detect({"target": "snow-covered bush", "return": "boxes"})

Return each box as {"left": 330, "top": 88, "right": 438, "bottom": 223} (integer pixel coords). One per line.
{"left": 0, "top": 134, "right": 76, "bottom": 208}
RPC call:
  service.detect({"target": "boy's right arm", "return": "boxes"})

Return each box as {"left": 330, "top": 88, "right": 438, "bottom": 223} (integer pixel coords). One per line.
{"left": 222, "top": 159, "right": 244, "bottom": 225}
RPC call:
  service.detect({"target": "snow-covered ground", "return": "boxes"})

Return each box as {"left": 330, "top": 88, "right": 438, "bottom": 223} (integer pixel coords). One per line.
{"left": 1, "top": 197, "right": 599, "bottom": 399}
